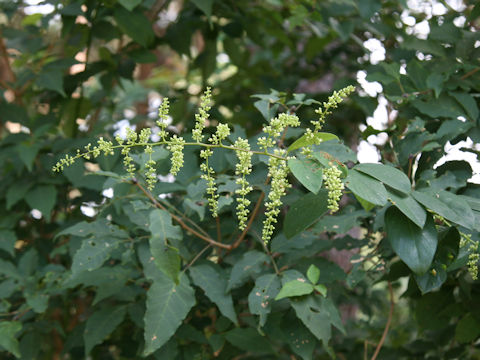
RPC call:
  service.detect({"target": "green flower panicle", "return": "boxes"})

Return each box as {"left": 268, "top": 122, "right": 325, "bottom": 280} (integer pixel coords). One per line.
{"left": 192, "top": 87, "right": 212, "bottom": 142}
{"left": 323, "top": 164, "right": 344, "bottom": 213}
{"left": 52, "top": 87, "right": 356, "bottom": 250}
{"left": 311, "top": 85, "right": 355, "bottom": 135}
{"left": 234, "top": 138, "right": 253, "bottom": 230}
{"left": 302, "top": 85, "right": 355, "bottom": 157}
{"left": 157, "top": 97, "right": 170, "bottom": 141}
{"left": 461, "top": 233, "right": 479, "bottom": 280}
{"left": 167, "top": 135, "right": 185, "bottom": 176}
{"left": 200, "top": 148, "right": 219, "bottom": 217}
{"left": 262, "top": 148, "right": 290, "bottom": 244}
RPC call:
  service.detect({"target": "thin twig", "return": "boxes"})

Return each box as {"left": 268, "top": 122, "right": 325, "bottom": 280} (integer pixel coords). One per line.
{"left": 182, "top": 244, "right": 212, "bottom": 274}
{"left": 134, "top": 181, "right": 232, "bottom": 249}
{"left": 231, "top": 190, "right": 265, "bottom": 250}
{"left": 0, "top": 33, "right": 16, "bottom": 85}
{"left": 260, "top": 231, "right": 280, "bottom": 275}
{"left": 460, "top": 67, "right": 480, "bottom": 80}
{"left": 157, "top": 197, "right": 210, "bottom": 238}
{"left": 215, "top": 216, "right": 222, "bottom": 243}
{"left": 371, "top": 281, "right": 394, "bottom": 360}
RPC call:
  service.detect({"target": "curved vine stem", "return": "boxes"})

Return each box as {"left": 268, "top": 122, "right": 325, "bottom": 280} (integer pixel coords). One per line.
{"left": 134, "top": 181, "right": 232, "bottom": 250}
{"left": 370, "top": 281, "right": 394, "bottom": 360}
{"left": 156, "top": 197, "right": 210, "bottom": 238}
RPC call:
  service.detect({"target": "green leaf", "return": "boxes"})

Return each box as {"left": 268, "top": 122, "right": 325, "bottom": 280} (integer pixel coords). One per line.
{"left": 291, "top": 295, "right": 344, "bottom": 346}
{"left": 387, "top": 188, "right": 427, "bottom": 228}
{"left": 189, "top": 263, "right": 237, "bottom": 324}
{"left": 385, "top": 207, "right": 438, "bottom": 274}
{"left": 313, "top": 208, "right": 366, "bottom": 233}
{"left": 149, "top": 210, "right": 181, "bottom": 282}
{"left": 6, "top": 182, "right": 31, "bottom": 210}
{"left": 312, "top": 151, "right": 348, "bottom": 178}
{"left": 455, "top": 313, "right": 480, "bottom": 343}
{"left": 284, "top": 190, "right": 329, "bottom": 239}
{"left": 354, "top": 163, "right": 411, "bottom": 194}
{"left": 412, "top": 190, "right": 476, "bottom": 230}
{"left": 414, "top": 265, "right": 447, "bottom": 294}
{"left": 0, "top": 321, "right": 22, "bottom": 358}
{"left": 0, "top": 230, "right": 16, "bottom": 256}
{"left": 56, "top": 219, "right": 128, "bottom": 239}
{"left": 191, "top": 0, "right": 214, "bottom": 18}
{"left": 288, "top": 157, "right": 323, "bottom": 194}
{"left": 71, "top": 237, "right": 118, "bottom": 274}
{"left": 225, "top": 327, "right": 274, "bottom": 354}
{"left": 16, "top": 143, "right": 41, "bottom": 172}
{"left": 36, "top": 70, "right": 66, "bottom": 96}
{"left": 117, "top": 0, "right": 142, "bottom": 11}
{"left": 21, "top": 13, "right": 43, "bottom": 26}
{"left": 84, "top": 306, "right": 127, "bottom": 354}
{"left": 247, "top": 273, "right": 281, "bottom": 327}
{"left": 288, "top": 133, "right": 339, "bottom": 152}
{"left": 412, "top": 94, "right": 466, "bottom": 119}
{"left": 314, "top": 140, "right": 357, "bottom": 163}
{"left": 114, "top": 7, "right": 155, "bottom": 48}
{"left": 450, "top": 92, "right": 479, "bottom": 121}
{"left": 149, "top": 209, "right": 182, "bottom": 243}
{"left": 345, "top": 169, "right": 388, "bottom": 206}
{"left": 143, "top": 274, "right": 196, "bottom": 355}
{"left": 227, "top": 250, "right": 269, "bottom": 291}
{"left": 149, "top": 241, "right": 181, "bottom": 283}
{"left": 284, "top": 318, "right": 317, "bottom": 360}
{"left": 25, "top": 292, "right": 49, "bottom": 313}
{"left": 314, "top": 284, "right": 327, "bottom": 297}
{"left": 306, "top": 264, "right": 320, "bottom": 284}
{"left": 356, "top": 0, "right": 381, "bottom": 18}
{"left": 0, "top": 259, "right": 21, "bottom": 280}
{"left": 26, "top": 185, "right": 57, "bottom": 222}
{"left": 426, "top": 73, "right": 445, "bottom": 98}
{"left": 275, "top": 280, "right": 314, "bottom": 300}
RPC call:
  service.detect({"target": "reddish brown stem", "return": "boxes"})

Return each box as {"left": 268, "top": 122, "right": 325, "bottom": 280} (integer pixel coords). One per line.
{"left": 371, "top": 281, "right": 394, "bottom": 360}
{"left": 461, "top": 67, "right": 480, "bottom": 80}
{"left": 135, "top": 181, "right": 232, "bottom": 249}
{"left": 231, "top": 191, "right": 265, "bottom": 249}
{"left": 216, "top": 216, "right": 222, "bottom": 243}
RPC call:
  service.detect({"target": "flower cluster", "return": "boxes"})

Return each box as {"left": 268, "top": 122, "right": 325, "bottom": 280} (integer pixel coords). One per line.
{"left": 209, "top": 123, "right": 230, "bottom": 145}
{"left": 53, "top": 86, "right": 356, "bottom": 249}
{"left": 200, "top": 149, "right": 219, "bottom": 217}
{"left": 192, "top": 87, "right": 212, "bottom": 142}
{"left": 262, "top": 149, "right": 290, "bottom": 244}
{"left": 323, "top": 164, "right": 344, "bottom": 213}
{"left": 258, "top": 113, "right": 300, "bottom": 151}
{"left": 234, "top": 138, "right": 253, "bottom": 230}
{"left": 302, "top": 85, "right": 355, "bottom": 157}
{"left": 52, "top": 137, "right": 114, "bottom": 172}
{"left": 468, "top": 243, "right": 479, "bottom": 280}
{"left": 157, "top": 97, "right": 170, "bottom": 141}
{"left": 167, "top": 135, "right": 185, "bottom": 176}
{"left": 459, "top": 233, "right": 479, "bottom": 280}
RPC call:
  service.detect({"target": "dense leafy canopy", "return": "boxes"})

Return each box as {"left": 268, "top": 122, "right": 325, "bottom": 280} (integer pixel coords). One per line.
{"left": 1, "top": 0, "right": 479, "bottom": 359}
